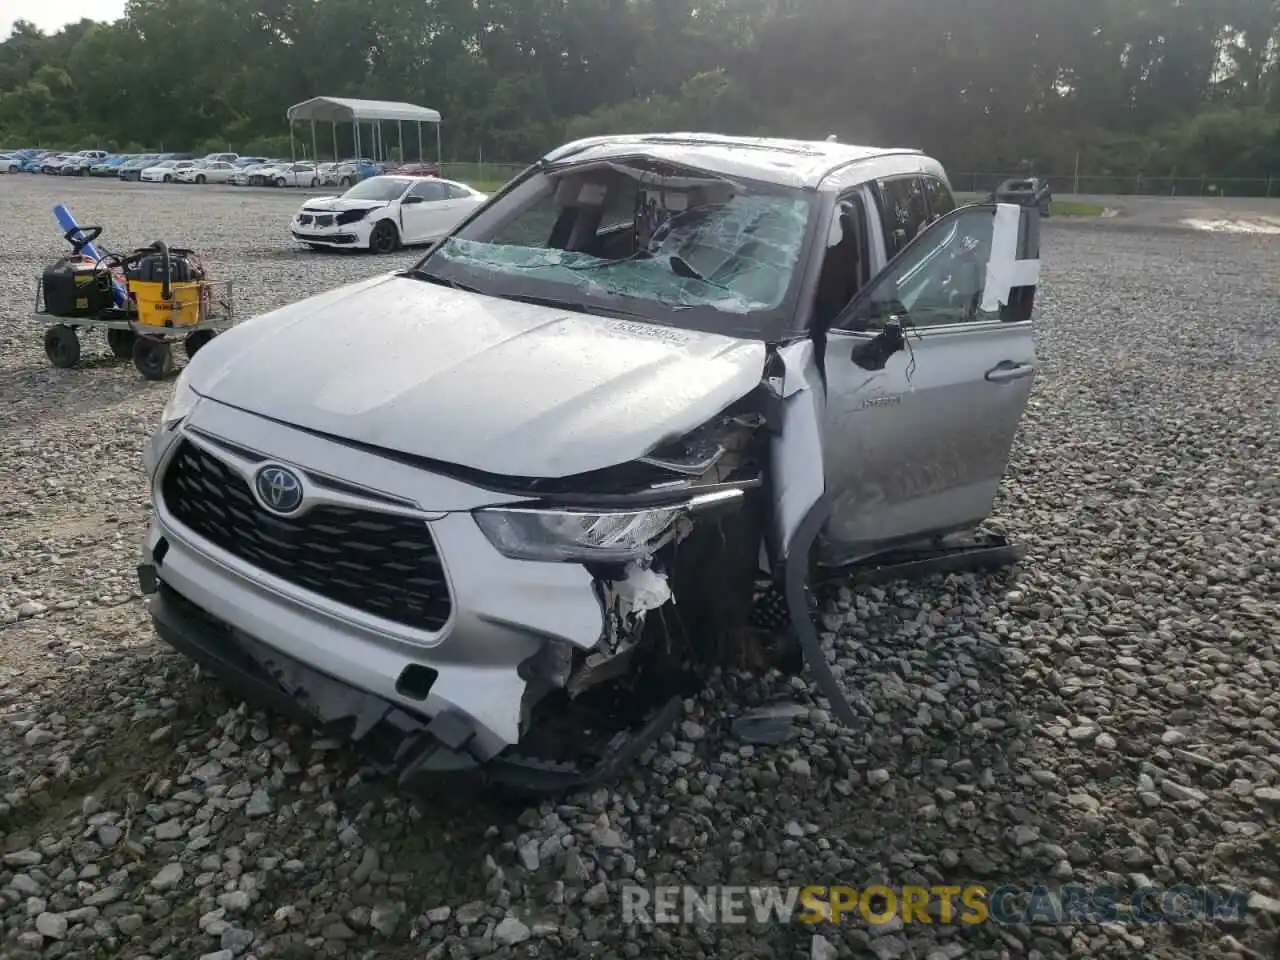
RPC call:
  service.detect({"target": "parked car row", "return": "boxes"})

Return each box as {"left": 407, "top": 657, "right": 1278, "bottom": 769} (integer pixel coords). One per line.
{"left": 1, "top": 147, "right": 443, "bottom": 190}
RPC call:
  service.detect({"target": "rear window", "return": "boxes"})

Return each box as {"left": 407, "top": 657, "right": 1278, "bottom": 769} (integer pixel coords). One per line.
{"left": 1004, "top": 180, "right": 1034, "bottom": 190}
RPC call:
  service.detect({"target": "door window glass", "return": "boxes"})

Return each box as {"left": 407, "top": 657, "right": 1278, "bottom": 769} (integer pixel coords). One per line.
{"left": 876, "top": 176, "right": 930, "bottom": 258}
{"left": 843, "top": 206, "right": 998, "bottom": 331}
{"left": 445, "top": 183, "right": 473, "bottom": 199}
{"left": 408, "top": 180, "right": 449, "bottom": 202}
{"left": 923, "top": 176, "right": 956, "bottom": 220}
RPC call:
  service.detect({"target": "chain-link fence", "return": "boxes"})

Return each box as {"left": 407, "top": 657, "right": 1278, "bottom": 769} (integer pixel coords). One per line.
{"left": 952, "top": 172, "right": 1278, "bottom": 198}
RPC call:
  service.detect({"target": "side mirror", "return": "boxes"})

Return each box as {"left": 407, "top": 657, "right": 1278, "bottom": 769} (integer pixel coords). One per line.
{"left": 850, "top": 319, "right": 906, "bottom": 371}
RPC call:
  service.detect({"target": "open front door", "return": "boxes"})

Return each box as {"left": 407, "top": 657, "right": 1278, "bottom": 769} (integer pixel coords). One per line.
{"left": 818, "top": 203, "right": 1040, "bottom": 566}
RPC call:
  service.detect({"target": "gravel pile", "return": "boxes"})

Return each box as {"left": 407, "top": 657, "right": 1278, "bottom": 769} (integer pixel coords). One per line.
{"left": 0, "top": 177, "right": 1276, "bottom": 960}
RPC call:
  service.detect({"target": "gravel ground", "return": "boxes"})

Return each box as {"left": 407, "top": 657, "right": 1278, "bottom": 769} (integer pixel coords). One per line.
{"left": 0, "top": 176, "right": 1277, "bottom": 960}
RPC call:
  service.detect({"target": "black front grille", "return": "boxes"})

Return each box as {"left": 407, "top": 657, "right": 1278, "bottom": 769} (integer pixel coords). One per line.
{"left": 161, "top": 441, "right": 452, "bottom": 631}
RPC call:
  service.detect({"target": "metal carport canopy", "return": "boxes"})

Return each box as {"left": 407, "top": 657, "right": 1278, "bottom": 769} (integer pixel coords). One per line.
{"left": 286, "top": 97, "right": 443, "bottom": 166}
{"left": 286, "top": 97, "right": 442, "bottom": 125}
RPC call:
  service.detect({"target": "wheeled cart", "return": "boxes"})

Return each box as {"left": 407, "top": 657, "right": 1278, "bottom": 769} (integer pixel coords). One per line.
{"left": 34, "top": 223, "right": 236, "bottom": 381}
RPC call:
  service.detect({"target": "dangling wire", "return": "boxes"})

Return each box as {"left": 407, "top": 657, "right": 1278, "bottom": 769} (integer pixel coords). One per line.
{"left": 901, "top": 318, "right": 921, "bottom": 383}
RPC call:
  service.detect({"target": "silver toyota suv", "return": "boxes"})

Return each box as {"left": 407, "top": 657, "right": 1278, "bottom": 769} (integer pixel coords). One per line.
{"left": 139, "top": 133, "right": 1041, "bottom": 790}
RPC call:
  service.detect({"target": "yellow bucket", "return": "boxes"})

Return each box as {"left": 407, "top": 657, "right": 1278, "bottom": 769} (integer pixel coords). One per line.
{"left": 131, "top": 279, "right": 204, "bottom": 328}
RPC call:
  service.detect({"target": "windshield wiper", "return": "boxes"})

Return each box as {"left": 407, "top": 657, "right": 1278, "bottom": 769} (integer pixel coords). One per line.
{"left": 406, "top": 268, "right": 481, "bottom": 293}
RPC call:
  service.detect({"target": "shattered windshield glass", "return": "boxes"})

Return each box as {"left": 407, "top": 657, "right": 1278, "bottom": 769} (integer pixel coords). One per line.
{"left": 411, "top": 160, "right": 817, "bottom": 338}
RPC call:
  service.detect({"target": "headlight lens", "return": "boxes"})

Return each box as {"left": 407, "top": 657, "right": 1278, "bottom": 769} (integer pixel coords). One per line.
{"left": 160, "top": 364, "right": 198, "bottom": 429}
{"left": 474, "top": 505, "right": 685, "bottom": 563}
{"left": 336, "top": 208, "right": 369, "bottom": 224}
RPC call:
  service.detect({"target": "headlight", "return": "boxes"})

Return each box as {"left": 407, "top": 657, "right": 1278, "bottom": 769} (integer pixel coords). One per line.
{"left": 474, "top": 505, "right": 685, "bottom": 563}
{"left": 474, "top": 489, "right": 746, "bottom": 563}
{"left": 160, "top": 364, "right": 198, "bottom": 429}
{"left": 336, "top": 208, "right": 369, "bottom": 225}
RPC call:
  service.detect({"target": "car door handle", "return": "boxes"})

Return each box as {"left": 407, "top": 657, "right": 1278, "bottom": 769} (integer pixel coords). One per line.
{"left": 985, "top": 361, "right": 1035, "bottom": 383}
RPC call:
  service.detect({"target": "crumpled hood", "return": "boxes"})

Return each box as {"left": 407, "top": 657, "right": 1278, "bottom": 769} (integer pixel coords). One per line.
{"left": 186, "top": 274, "right": 767, "bottom": 478}
{"left": 299, "top": 196, "right": 388, "bottom": 213}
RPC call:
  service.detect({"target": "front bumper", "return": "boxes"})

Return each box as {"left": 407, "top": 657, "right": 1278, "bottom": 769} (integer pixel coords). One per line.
{"left": 139, "top": 398, "right": 672, "bottom": 787}
{"left": 291, "top": 218, "right": 373, "bottom": 248}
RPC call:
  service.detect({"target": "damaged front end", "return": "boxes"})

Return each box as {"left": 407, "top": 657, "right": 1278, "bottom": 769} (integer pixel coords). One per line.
{"left": 140, "top": 393, "right": 787, "bottom": 795}
{"left": 483, "top": 402, "right": 782, "bottom": 790}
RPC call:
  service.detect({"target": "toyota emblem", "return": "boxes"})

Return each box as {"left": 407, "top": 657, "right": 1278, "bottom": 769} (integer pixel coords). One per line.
{"left": 254, "top": 465, "right": 304, "bottom": 514}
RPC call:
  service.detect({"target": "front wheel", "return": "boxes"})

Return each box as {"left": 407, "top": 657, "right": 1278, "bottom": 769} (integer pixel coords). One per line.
{"left": 274, "top": 177, "right": 286, "bottom": 187}
{"left": 44, "top": 325, "right": 81, "bottom": 368}
{"left": 1039, "top": 200, "right": 1051, "bottom": 218}
{"left": 195, "top": 174, "right": 206, "bottom": 184}
{"left": 184, "top": 330, "right": 216, "bottom": 359}
{"left": 106, "top": 328, "right": 136, "bottom": 360}
{"left": 133, "top": 337, "right": 175, "bottom": 380}
{"left": 368, "top": 220, "right": 400, "bottom": 255}
{"left": 340, "top": 176, "right": 353, "bottom": 187}
{"left": 163, "top": 174, "right": 172, "bottom": 183}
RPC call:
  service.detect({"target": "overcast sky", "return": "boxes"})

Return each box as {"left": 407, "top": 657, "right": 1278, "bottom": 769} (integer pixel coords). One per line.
{"left": 3, "top": 0, "right": 127, "bottom": 38}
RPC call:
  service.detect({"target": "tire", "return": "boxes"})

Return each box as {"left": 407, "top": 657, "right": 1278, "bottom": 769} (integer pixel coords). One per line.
{"left": 368, "top": 220, "right": 400, "bottom": 255}
{"left": 184, "top": 330, "right": 216, "bottom": 359}
{"left": 195, "top": 174, "right": 206, "bottom": 184}
{"left": 106, "top": 328, "right": 136, "bottom": 360}
{"left": 1040, "top": 200, "right": 1052, "bottom": 218}
{"left": 163, "top": 174, "right": 172, "bottom": 183}
{"left": 44, "top": 325, "right": 81, "bottom": 368}
{"left": 132, "top": 337, "right": 175, "bottom": 380}
{"left": 340, "top": 176, "right": 353, "bottom": 187}
{"left": 274, "top": 177, "right": 286, "bottom": 187}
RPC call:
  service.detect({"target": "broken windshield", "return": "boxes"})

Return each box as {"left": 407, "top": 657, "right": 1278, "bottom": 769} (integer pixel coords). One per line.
{"left": 410, "top": 160, "right": 818, "bottom": 339}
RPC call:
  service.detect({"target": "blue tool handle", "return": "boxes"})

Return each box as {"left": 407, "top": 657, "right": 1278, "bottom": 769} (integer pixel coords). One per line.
{"left": 53, "top": 204, "right": 127, "bottom": 306}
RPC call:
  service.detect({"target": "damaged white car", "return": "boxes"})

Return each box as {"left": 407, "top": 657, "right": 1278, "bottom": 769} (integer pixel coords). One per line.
{"left": 138, "top": 134, "right": 1041, "bottom": 791}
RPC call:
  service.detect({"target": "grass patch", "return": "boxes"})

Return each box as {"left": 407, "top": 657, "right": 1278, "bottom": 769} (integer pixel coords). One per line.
{"left": 1050, "top": 199, "right": 1107, "bottom": 216}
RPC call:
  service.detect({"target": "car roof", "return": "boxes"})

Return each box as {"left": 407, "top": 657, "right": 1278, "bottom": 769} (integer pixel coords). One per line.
{"left": 540, "top": 133, "right": 929, "bottom": 189}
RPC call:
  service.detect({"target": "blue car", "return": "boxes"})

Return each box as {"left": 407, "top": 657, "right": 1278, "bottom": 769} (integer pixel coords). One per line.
{"left": 90, "top": 155, "right": 130, "bottom": 176}
{"left": 22, "top": 154, "right": 53, "bottom": 173}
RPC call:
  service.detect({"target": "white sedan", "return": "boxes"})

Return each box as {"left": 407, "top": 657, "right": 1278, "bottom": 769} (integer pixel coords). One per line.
{"left": 257, "top": 162, "right": 318, "bottom": 188}
{"left": 291, "top": 176, "right": 489, "bottom": 254}
{"left": 176, "top": 160, "right": 238, "bottom": 184}
{"left": 140, "top": 160, "right": 197, "bottom": 183}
